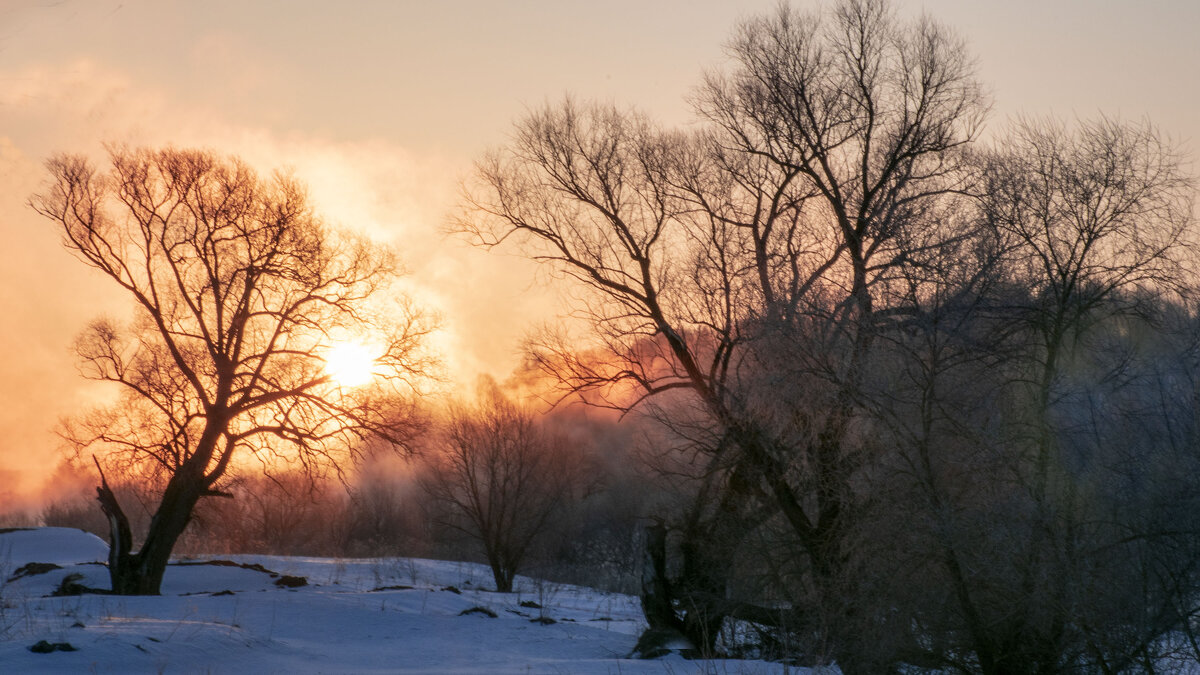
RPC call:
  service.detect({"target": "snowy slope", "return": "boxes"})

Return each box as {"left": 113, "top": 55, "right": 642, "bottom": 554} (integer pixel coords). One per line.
{"left": 0, "top": 526, "right": 107, "bottom": 566}
{"left": 0, "top": 528, "right": 800, "bottom": 674}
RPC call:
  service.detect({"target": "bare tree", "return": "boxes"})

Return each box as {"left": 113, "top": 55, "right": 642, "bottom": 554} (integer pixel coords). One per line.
{"left": 981, "top": 116, "right": 1192, "bottom": 492}
{"left": 853, "top": 115, "right": 1195, "bottom": 672}
{"left": 960, "top": 116, "right": 1195, "bottom": 672}
{"left": 459, "top": 0, "right": 984, "bottom": 665}
{"left": 420, "top": 380, "right": 589, "bottom": 593}
{"left": 30, "top": 147, "right": 432, "bottom": 594}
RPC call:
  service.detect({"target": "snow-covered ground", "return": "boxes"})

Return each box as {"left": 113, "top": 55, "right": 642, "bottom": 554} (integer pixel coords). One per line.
{"left": 0, "top": 528, "right": 800, "bottom": 674}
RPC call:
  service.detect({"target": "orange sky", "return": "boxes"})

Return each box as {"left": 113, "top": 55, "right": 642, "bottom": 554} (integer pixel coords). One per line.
{"left": 1, "top": 0, "right": 1197, "bottom": 508}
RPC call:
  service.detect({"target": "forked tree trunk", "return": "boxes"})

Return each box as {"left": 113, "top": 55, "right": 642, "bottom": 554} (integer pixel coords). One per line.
{"left": 637, "top": 498, "right": 746, "bottom": 657}
{"left": 94, "top": 463, "right": 203, "bottom": 595}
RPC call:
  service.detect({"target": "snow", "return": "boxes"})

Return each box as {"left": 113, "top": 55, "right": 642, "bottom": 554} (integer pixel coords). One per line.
{"left": 0, "top": 527, "right": 107, "bottom": 566}
{"left": 0, "top": 528, "right": 800, "bottom": 674}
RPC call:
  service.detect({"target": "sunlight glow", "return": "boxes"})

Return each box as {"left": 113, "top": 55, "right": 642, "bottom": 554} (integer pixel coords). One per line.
{"left": 323, "top": 341, "right": 379, "bottom": 387}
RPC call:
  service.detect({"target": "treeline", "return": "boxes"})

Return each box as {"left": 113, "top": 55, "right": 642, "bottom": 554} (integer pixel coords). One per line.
{"left": 38, "top": 392, "right": 659, "bottom": 595}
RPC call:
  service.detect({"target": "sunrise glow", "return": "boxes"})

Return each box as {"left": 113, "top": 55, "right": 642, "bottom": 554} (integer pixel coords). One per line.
{"left": 323, "top": 341, "right": 379, "bottom": 387}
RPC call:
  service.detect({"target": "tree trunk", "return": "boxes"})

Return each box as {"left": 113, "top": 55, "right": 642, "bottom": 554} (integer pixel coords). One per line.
{"left": 636, "top": 520, "right": 731, "bottom": 657}
{"left": 490, "top": 562, "right": 514, "bottom": 593}
{"left": 676, "top": 527, "right": 734, "bottom": 656}
{"left": 94, "top": 464, "right": 134, "bottom": 592}
{"left": 95, "top": 465, "right": 203, "bottom": 595}
{"left": 639, "top": 523, "right": 682, "bottom": 632}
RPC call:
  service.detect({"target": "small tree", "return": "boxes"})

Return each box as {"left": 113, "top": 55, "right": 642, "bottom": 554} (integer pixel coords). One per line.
{"left": 421, "top": 381, "right": 587, "bottom": 592}
{"left": 31, "top": 147, "right": 431, "bottom": 595}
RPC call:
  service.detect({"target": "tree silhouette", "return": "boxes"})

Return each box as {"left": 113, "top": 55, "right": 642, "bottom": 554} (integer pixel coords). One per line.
{"left": 31, "top": 147, "right": 431, "bottom": 594}
{"left": 459, "top": 0, "right": 985, "bottom": 663}
{"left": 421, "top": 380, "right": 588, "bottom": 593}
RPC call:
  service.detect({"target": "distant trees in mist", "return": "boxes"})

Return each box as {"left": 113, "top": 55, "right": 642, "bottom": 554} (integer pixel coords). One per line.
{"left": 37, "top": 395, "right": 654, "bottom": 595}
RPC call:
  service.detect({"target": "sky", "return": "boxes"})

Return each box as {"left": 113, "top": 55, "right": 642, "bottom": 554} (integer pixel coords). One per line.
{"left": 0, "top": 0, "right": 1197, "bottom": 508}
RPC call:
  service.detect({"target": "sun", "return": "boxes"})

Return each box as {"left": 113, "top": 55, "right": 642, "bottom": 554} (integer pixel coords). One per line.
{"left": 323, "top": 341, "right": 379, "bottom": 387}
